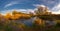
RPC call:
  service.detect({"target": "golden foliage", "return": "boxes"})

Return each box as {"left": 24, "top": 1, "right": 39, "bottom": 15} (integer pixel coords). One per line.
{"left": 3, "top": 10, "right": 32, "bottom": 20}
{"left": 12, "top": 14, "right": 22, "bottom": 19}
{"left": 18, "top": 23, "right": 25, "bottom": 28}
{"left": 4, "top": 13, "right": 12, "bottom": 19}
{"left": 21, "top": 14, "right": 31, "bottom": 19}
{"left": 34, "top": 18, "right": 45, "bottom": 25}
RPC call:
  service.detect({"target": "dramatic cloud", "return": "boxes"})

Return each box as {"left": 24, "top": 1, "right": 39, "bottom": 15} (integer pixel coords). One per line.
{"left": 4, "top": 1, "right": 19, "bottom": 8}
{"left": 52, "top": 3, "right": 60, "bottom": 11}
{"left": 33, "top": 4, "right": 60, "bottom": 14}
{"left": 52, "top": 3, "right": 60, "bottom": 14}
{"left": 2, "top": 0, "right": 60, "bottom": 15}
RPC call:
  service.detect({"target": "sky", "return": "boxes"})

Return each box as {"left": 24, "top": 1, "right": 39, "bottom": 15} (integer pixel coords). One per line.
{"left": 0, "top": 0, "right": 60, "bottom": 14}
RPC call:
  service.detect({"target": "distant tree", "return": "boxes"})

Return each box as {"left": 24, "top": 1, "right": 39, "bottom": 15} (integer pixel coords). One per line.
{"left": 34, "top": 6, "right": 44, "bottom": 15}
{"left": 34, "top": 6, "right": 49, "bottom": 16}
{"left": 12, "top": 10, "right": 22, "bottom": 15}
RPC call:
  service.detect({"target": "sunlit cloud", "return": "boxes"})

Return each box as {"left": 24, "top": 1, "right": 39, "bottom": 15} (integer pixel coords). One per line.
{"left": 1, "top": 9, "right": 36, "bottom": 15}
{"left": 52, "top": 10, "right": 60, "bottom": 14}
{"left": 52, "top": 3, "right": 60, "bottom": 14}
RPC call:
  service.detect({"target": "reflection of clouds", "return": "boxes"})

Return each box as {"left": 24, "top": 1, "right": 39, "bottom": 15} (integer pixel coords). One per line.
{"left": 14, "top": 17, "right": 35, "bottom": 26}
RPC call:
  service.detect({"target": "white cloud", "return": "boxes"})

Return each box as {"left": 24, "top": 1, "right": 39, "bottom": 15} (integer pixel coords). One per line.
{"left": 39, "top": 0, "right": 57, "bottom": 5}
{"left": 52, "top": 3, "right": 60, "bottom": 14}
{"left": 52, "top": 10, "right": 60, "bottom": 14}
{"left": 13, "top": 9, "right": 35, "bottom": 14}
{"left": 4, "top": 1, "right": 19, "bottom": 8}
{"left": 33, "top": 4, "right": 50, "bottom": 10}
{"left": 33, "top": 4, "right": 46, "bottom": 7}
{"left": 52, "top": 4, "right": 60, "bottom": 11}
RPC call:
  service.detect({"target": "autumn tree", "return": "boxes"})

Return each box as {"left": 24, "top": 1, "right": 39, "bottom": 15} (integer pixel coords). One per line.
{"left": 12, "top": 10, "right": 22, "bottom": 15}
{"left": 4, "top": 13, "right": 12, "bottom": 19}
{"left": 12, "top": 10, "right": 32, "bottom": 19}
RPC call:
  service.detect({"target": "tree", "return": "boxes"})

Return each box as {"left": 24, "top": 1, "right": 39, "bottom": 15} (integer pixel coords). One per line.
{"left": 12, "top": 10, "right": 22, "bottom": 15}
{"left": 34, "top": 6, "right": 49, "bottom": 15}
{"left": 4, "top": 13, "right": 12, "bottom": 19}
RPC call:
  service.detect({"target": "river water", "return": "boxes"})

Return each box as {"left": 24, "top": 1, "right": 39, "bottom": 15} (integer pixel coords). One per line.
{"left": 13, "top": 17, "right": 56, "bottom": 26}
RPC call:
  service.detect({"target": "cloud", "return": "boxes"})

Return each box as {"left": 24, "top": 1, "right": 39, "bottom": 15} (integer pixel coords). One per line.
{"left": 33, "top": 4, "right": 60, "bottom": 14}
{"left": 13, "top": 9, "right": 35, "bottom": 14}
{"left": 1, "top": 9, "right": 36, "bottom": 15}
{"left": 52, "top": 10, "right": 60, "bottom": 14}
{"left": 52, "top": 3, "right": 60, "bottom": 11}
{"left": 33, "top": 4, "right": 50, "bottom": 10}
{"left": 39, "top": 0, "right": 58, "bottom": 4}
{"left": 51, "top": 3, "right": 60, "bottom": 14}
{"left": 33, "top": 4, "right": 46, "bottom": 7}
{"left": 4, "top": 1, "right": 19, "bottom": 8}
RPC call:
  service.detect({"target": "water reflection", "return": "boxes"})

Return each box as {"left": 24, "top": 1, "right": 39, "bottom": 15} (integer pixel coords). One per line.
{"left": 45, "top": 20, "right": 56, "bottom": 26}
{"left": 13, "top": 17, "right": 56, "bottom": 26}
{"left": 13, "top": 17, "right": 35, "bottom": 26}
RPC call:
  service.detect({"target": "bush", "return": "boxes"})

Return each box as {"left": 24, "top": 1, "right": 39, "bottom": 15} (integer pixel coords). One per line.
{"left": 55, "top": 23, "right": 60, "bottom": 27}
